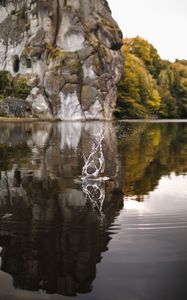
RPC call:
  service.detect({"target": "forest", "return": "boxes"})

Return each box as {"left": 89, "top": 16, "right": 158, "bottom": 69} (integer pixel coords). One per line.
{"left": 115, "top": 36, "right": 187, "bottom": 119}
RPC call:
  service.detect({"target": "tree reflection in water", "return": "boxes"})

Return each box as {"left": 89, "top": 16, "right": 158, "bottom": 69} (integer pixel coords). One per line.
{"left": 117, "top": 122, "right": 187, "bottom": 200}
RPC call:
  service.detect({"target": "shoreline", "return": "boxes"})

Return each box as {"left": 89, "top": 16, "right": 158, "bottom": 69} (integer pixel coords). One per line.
{"left": 0, "top": 117, "right": 187, "bottom": 124}
{"left": 0, "top": 117, "right": 57, "bottom": 123}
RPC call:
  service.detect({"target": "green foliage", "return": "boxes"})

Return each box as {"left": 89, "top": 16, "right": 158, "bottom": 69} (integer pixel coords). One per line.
{"left": 116, "top": 36, "right": 187, "bottom": 119}
{"left": 12, "top": 76, "right": 31, "bottom": 99}
{"left": 115, "top": 39, "right": 161, "bottom": 119}
{"left": 128, "top": 36, "right": 163, "bottom": 78}
{"left": 0, "top": 71, "right": 12, "bottom": 99}
{"left": 0, "top": 71, "right": 30, "bottom": 100}
{"left": 158, "top": 61, "right": 187, "bottom": 118}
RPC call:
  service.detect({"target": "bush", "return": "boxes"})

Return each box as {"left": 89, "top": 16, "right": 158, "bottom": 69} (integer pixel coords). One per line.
{"left": 0, "top": 71, "right": 30, "bottom": 100}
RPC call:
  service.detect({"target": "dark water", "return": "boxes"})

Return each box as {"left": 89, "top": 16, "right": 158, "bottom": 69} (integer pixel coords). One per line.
{"left": 0, "top": 121, "right": 187, "bottom": 300}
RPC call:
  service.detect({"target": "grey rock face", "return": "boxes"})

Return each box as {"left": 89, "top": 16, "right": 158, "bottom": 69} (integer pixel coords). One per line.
{"left": 0, "top": 0, "right": 124, "bottom": 120}
{"left": 0, "top": 97, "right": 31, "bottom": 117}
{"left": 26, "top": 87, "right": 52, "bottom": 119}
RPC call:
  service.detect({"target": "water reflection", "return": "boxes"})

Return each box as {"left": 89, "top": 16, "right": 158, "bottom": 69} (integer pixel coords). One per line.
{"left": 0, "top": 121, "right": 187, "bottom": 299}
{"left": 0, "top": 122, "right": 123, "bottom": 297}
{"left": 117, "top": 122, "right": 187, "bottom": 200}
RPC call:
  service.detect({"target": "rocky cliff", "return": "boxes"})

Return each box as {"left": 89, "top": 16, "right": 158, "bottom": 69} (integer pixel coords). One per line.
{"left": 0, "top": 0, "right": 123, "bottom": 120}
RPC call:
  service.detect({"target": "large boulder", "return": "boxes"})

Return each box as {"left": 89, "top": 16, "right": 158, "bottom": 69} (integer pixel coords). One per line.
{"left": 26, "top": 87, "right": 52, "bottom": 119}
{"left": 0, "top": 0, "right": 124, "bottom": 120}
{"left": 0, "top": 97, "right": 31, "bottom": 117}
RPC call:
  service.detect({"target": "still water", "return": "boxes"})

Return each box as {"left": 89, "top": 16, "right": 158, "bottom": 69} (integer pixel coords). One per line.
{"left": 0, "top": 121, "right": 187, "bottom": 300}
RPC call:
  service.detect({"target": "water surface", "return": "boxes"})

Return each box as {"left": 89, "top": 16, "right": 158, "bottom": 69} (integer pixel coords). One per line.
{"left": 0, "top": 121, "right": 187, "bottom": 300}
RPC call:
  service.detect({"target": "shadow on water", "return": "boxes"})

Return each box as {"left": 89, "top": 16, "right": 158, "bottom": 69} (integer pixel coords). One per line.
{"left": 0, "top": 121, "right": 187, "bottom": 299}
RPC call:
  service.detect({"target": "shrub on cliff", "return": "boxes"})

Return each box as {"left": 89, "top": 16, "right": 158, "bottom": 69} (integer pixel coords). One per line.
{"left": 0, "top": 71, "right": 12, "bottom": 99}
{"left": 0, "top": 71, "right": 30, "bottom": 100}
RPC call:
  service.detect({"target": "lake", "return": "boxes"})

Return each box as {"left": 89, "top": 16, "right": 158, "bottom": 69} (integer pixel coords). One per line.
{"left": 0, "top": 120, "right": 187, "bottom": 300}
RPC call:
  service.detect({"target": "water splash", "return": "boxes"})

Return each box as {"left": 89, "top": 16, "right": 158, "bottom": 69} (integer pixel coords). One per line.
{"left": 82, "top": 134, "right": 105, "bottom": 179}
{"left": 81, "top": 133, "right": 109, "bottom": 216}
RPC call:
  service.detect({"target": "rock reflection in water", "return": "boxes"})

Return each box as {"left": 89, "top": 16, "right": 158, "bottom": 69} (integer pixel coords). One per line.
{"left": 0, "top": 122, "right": 123, "bottom": 297}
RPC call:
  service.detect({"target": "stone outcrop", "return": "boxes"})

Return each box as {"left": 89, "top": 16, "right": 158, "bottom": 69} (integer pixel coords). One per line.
{"left": 0, "top": 97, "right": 31, "bottom": 117}
{"left": 0, "top": 0, "right": 123, "bottom": 120}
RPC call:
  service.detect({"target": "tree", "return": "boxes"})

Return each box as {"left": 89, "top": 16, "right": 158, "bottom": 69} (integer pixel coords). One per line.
{"left": 115, "top": 38, "right": 161, "bottom": 119}
{"left": 116, "top": 37, "right": 187, "bottom": 119}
